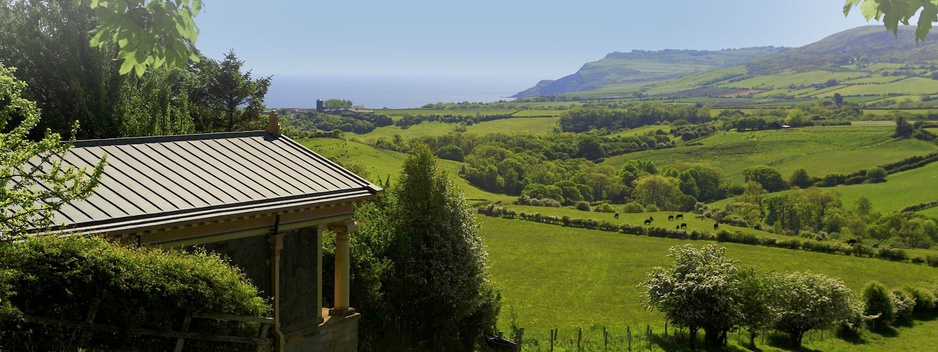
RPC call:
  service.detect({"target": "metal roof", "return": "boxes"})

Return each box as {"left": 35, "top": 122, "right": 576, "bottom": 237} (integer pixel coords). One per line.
{"left": 47, "top": 131, "right": 380, "bottom": 234}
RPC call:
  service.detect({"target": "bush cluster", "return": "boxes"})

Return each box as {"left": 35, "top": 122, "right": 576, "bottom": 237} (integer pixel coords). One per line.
{"left": 0, "top": 235, "right": 269, "bottom": 352}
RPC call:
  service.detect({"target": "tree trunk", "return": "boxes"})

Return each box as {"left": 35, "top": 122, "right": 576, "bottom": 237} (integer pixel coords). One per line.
{"left": 689, "top": 328, "right": 697, "bottom": 349}
{"left": 749, "top": 331, "right": 757, "bottom": 348}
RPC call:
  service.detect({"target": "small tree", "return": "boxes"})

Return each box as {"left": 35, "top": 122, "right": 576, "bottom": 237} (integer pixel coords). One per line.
{"left": 773, "top": 272, "right": 859, "bottom": 348}
{"left": 384, "top": 144, "right": 500, "bottom": 351}
{"left": 0, "top": 64, "right": 105, "bottom": 239}
{"left": 789, "top": 168, "right": 814, "bottom": 189}
{"left": 863, "top": 281, "right": 896, "bottom": 326}
{"left": 743, "top": 166, "right": 787, "bottom": 193}
{"left": 641, "top": 244, "right": 741, "bottom": 349}
{"left": 737, "top": 267, "right": 778, "bottom": 348}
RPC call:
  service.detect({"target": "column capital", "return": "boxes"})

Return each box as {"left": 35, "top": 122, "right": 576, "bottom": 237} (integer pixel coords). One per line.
{"left": 327, "top": 219, "right": 358, "bottom": 234}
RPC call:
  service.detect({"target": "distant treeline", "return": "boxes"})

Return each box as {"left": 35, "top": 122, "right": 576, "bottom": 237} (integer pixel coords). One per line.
{"left": 558, "top": 103, "right": 712, "bottom": 133}
{"left": 284, "top": 111, "right": 393, "bottom": 134}
{"left": 395, "top": 112, "right": 518, "bottom": 129}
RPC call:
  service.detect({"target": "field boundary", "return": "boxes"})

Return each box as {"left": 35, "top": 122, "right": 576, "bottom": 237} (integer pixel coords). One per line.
{"left": 476, "top": 205, "right": 936, "bottom": 267}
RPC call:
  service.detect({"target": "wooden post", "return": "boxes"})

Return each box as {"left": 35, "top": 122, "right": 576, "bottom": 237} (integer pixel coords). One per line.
{"left": 627, "top": 327, "right": 632, "bottom": 352}
{"left": 173, "top": 311, "right": 193, "bottom": 352}
{"left": 549, "top": 328, "right": 554, "bottom": 352}
{"left": 78, "top": 299, "right": 100, "bottom": 347}
{"left": 664, "top": 322, "right": 667, "bottom": 338}
{"left": 603, "top": 327, "right": 607, "bottom": 351}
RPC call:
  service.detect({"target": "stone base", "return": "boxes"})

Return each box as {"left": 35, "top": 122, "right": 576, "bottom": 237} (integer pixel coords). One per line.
{"left": 284, "top": 308, "right": 359, "bottom": 352}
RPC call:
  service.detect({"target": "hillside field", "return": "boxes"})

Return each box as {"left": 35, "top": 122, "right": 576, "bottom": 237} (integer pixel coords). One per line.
{"left": 480, "top": 216, "right": 938, "bottom": 351}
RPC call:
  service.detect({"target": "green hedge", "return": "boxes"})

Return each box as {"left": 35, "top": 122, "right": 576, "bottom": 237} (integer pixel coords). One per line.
{"left": 480, "top": 205, "right": 920, "bottom": 266}
{"left": 0, "top": 235, "right": 269, "bottom": 352}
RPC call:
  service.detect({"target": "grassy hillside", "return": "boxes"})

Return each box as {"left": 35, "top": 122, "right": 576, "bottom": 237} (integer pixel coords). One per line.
{"left": 480, "top": 216, "right": 938, "bottom": 351}
{"left": 531, "top": 26, "right": 938, "bottom": 109}
{"left": 514, "top": 48, "right": 783, "bottom": 97}
{"left": 299, "top": 137, "right": 513, "bottom": 202}
{"left": 603, "top": 125, "right": 938, "bottom": 184}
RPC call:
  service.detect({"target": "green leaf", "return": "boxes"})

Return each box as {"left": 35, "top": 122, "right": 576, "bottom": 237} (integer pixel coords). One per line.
{"left": 118, "top": 57, "right": 136, "bottom": 75}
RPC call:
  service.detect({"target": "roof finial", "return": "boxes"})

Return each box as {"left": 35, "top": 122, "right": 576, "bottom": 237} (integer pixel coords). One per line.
{"left": 267, "top": 110, "right": 280, "bottom": 135}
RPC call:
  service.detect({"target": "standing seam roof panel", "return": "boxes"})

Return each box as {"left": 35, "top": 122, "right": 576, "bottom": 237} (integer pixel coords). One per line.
{"left": 227, "top": 137, "right": 336, "bottom": 194}
{"left": 183, "top": 140, "right": 289, "bottom": 197}
{"left": 199, "top": 139, "right": 302, "bottom": 195}
{"left": 122, "top": 143, "right": 230, "bottom": 206}
{"left": 69, "top": 147, "right": 179, "bottom": 213}
{"left": 249, "top": 137, "right": 353, "bottom": 190}
{"left": 277, "top": 137, "right": 370, "bottom": 188}
{"left": 140, "top": 143, "right": 243, "bottom": 204}
{"left": 163, "top": 141, "right": 266, "bottom": 202}
{"left": 96, "top": 145, "right": 205, "bottom": 210}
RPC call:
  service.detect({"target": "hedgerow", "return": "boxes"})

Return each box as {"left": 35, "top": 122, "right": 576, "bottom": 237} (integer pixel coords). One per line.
{"left": 0, "top": 235, "right": 269, "bottom": 352}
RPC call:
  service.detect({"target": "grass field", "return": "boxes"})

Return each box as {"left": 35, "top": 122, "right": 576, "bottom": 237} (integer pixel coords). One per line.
{"left": 480, "top": 216, "right": 938, "bottom": 351}
{"left": 299, "top": 137, "right": 513, "bottom": 202}
{"left": 354, "top": 116, "right": 560, "bottom": 141}
{"left": 603, "top": 126, "right": 937, "bottom": 184}
{"left": 834, "top": 161, "right": 938, "bottom": 214}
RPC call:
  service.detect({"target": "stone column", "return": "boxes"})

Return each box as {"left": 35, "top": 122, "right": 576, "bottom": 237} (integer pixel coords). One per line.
{"left": 329, "top": 219, "right": 357, "bottom": 316}
{"left": 269, "top": 233, "right": 285, "bottom": 351}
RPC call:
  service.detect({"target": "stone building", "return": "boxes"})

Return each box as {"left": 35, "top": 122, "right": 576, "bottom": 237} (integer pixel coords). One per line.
{"left": 44, "top": 113, "right": 379, "bottom": 351}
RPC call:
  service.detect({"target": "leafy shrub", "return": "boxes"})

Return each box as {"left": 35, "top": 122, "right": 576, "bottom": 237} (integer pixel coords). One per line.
{"left": 622, "top": 201, "right": 644, "bottom": 213}
{"left": 595, "top": 203, "right": 617, "bottom": 213}
{"left": 891, "top": 288, "right": 916, "bottom": 322}
{"left": 0, "top": 235, "right": 269, "bottom": 351}
{"left": 575, "top": 201, "right": 591, "bottom": 211}
{"left": 904, "top": 287, "right": 935, "bottom": 313}
{"left": 645, "top": 203, "right": 660, "bottom": 212}
{"left": 863, "top": 281, "right": 896, "bottom": 327}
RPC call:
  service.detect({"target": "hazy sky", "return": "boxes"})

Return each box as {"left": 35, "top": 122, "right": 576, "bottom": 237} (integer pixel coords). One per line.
{"left": 194, "top": 0, "right": 876, "bottom": 80}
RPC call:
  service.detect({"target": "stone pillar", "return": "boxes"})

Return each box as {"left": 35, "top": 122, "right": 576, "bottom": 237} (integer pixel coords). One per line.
{"left": 270, "top": 233, "right": 286, "bottom": 351}
{"left": 329, "top": 219, "right": 357, "bottom": 316}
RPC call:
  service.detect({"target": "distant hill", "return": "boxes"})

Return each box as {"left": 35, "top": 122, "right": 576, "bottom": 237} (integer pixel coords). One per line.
{"left": 513, "top": 47, "right": 785, "bottom": 98}
{"left": 515, "top": 26, "right": 938, "bottom": 100}
{"left": 745, "top": 25, "right": 938, "bottom": 74}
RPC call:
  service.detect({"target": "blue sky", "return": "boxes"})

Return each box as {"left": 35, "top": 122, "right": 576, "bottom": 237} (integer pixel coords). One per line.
{"left": 194, "top": 0, "right": 875, "bottom": 80}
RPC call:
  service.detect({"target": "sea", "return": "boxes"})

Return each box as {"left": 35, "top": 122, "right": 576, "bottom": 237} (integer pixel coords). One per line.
{"left": 263, "top": 74, "right": 539, "bottom": 109}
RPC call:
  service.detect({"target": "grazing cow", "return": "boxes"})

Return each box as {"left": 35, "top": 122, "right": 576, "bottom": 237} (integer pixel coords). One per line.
{"left": 713, "top": 223, "right": 719, "bottom": 230}
{"left": 680, "top": 223, "right": 687, "bottom": 229}
{"left": 675, "top": 214, "right": 684, "bottom": 220}
{"left": 648, "top": 216, "right": 654, "bottom": 221}
{"left": 614, "top": 213, "right": 620, "bottom": 219}
{"left": 668, "top": 215, "right": 675, "bottom": 221}
{"left": 695, "top": 215, "right": 706, "bottom": 220}
{"left": 644, "top": 219, "right": 653, "bottom": 225}
{"left": 847, "top": 239, "right": 858, "bottom": 245}
{"left": 676, "top": 225, "right": 681, "bottom": 230}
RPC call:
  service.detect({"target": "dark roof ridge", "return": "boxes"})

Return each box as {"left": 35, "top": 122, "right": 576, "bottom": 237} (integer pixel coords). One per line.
{"left": 72, "top": 130, "right": 269, "bottom": 148}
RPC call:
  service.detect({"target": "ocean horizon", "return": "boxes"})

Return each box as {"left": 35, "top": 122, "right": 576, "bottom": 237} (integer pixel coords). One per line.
{"left": 263, "top": 74, "right": 539, "bottom": 109}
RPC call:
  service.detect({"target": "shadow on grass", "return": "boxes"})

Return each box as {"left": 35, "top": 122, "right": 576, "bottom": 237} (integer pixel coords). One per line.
{"left": 764, "top": 332, "right": 823, "bottom": 352}
{"left": 649, "top": 333, "right": 753, "bottom": 352}
{"left": 869, "top": 323, "right": 899, "bottom": 338}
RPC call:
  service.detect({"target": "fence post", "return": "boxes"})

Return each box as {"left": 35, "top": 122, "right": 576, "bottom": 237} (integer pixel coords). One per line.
{"left": 627, "top": 327, "right": 632, "bottom": 352}
{"left": 549, "top": 328, "right": 554, "bottom": 352}
{"left": 577, "top": 328, "right": 582, "bottom": 351}
{"left": 604, "top": 327, "right": 608, "bottom": 351}
{"left": 78, "top": 299, "right": 101, "bottom": 347}
{"left": 664, "top": 322, "right": 667, "bottom": 338}
{"left": 174, "top": 310, "right": 193, "bottom": 352}
{"left": 647, "top": 325, "right": 651, "bottom": 350}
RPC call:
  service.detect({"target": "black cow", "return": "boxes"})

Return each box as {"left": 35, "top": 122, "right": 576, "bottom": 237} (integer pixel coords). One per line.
{"left": 713, "top": 223, "right": 719, "bottom": 230}
{"left": 644, "top": 219, "right": 653, "bottom": 225}
{"left": 680, "top": 223, "right": 687, "bottom": 229}
{"left": 614, "top": 213, "right": 620, "bottom": 219}
{"left": 676, "top": 225, "right": 681, "bottom": 230}
{"left": 667, "top": 215, "right": 675, "bottom": 221}
{"left": 648, "top": 216, "right": 654, "bottom": 221}
{"left": 847, "top": 239, "right": 858, "bottom": 245}
{"left": 675, "top": 214, "right": 684, "bottom": 220}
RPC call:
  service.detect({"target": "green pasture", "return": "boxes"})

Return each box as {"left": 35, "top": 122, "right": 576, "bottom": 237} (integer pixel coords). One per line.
{"left": 834, "top": 161, "right": 938, "bottom": 214}
{"left": 299, "top": 137, "right": 512, "bottom": 202}
{"left": 380, "top": 108, "right": 518, "bottom": 117}
{"left": 355, "top": 116, "right": 560, "bottom": 141}
{"left": 828, "top": 77, "right": 938, "bottom": 96}
{"left": 723, "top": 70, "right": 867, "bottom": 90}
{"left": 480, "top": 216, "right": 938, "bottom": 351}
{"left": 607, "top": 125, "right": 671, "bottom": 138}
{"left": 602, "top": 126, "right": 937, "bottom": 184}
